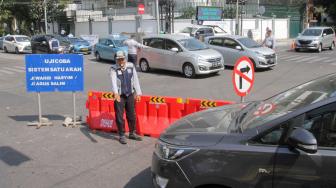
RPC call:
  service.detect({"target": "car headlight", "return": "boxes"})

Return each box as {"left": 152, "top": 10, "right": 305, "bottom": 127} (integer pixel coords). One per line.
{"left": 155, "top": 141, "right": 198, "bottom": 161}
{"left": 198, "top": 57, "right": 208, "bottom": 63}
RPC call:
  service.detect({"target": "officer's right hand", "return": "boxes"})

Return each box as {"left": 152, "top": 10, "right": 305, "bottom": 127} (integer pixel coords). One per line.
{"left": 115, "top": 94, "right": 121, "bottom": 102}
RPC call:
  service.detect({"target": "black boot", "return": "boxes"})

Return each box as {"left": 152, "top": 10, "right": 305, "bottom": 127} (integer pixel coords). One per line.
{"left": 129, "top": 132, "right": 142, "bottom": 141}
{"left": 119, "top": 135, "right": 127, "bottom": 144}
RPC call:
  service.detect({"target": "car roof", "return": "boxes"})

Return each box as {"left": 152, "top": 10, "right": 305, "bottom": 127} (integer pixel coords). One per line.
{"left": 306, "top": 26, "right": 333, "bottom": 29}
{"left": 8, "top": 35, "right": 29, "bottom": 38}
{"left": 144, "top": 34, "right": 191, "bottom": 40}
{"left": 206, "top": 35, "right": 245, "bottom": 40}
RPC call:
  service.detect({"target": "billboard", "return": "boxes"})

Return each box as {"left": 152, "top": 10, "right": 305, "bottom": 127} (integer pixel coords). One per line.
{"left": 196, "top": 6, "right": 223, "bottom": 21}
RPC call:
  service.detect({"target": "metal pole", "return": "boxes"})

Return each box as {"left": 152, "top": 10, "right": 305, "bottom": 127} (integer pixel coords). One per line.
{"left": 241, "top": 96, "right": 244, "bottom": 103}
{"left": 235, "top": 0, "right": 239, "bottom": 35}
{"left": 156, "top": 0, "right": 160, "bottom": 34}
{"left": 73, "top": 92, "right": 76, "bottom": 126}
{"left": 38, "top": 92, "right": 42, "bottom": 124}
{"left": 44, "top": 0, "right": 47, "bottom": 34}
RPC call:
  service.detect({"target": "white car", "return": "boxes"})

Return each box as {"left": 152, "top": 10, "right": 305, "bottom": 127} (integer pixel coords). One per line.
{"left": 178, "top": 25, "right": 228, "bottom": 40}
{"left": 3, "top": 35, "right": 31, "bottom": 54}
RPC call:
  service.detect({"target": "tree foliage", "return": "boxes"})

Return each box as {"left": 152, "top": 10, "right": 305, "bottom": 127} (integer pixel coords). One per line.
{"left": 313, "top": 0, "right": 336, "bottom": 22}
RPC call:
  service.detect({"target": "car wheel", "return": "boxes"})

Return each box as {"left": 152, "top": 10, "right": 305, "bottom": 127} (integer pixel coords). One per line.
{"left": 15, "top": 47, "right": 19, "bottom": 54}
{"left": 139, "top": 59, "right": 150, "bottom": 72}
{"left": 95, "top": 52, "right": 101, "bottom": 61}
{"left": 4, "top": 46, "right": 8, "bottom": 53}
{"left": 330, "top": 42, "right": 335, "bottom": 50}
{"left": 317, "top": 44, "right": 322, "bottom": 53}
{"left": 183, "top": 63, "right": 195, "bottom": 78}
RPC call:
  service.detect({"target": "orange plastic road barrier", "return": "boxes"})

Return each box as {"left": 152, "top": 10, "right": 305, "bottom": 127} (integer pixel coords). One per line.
{"left": 86, "top": 91, "right": 234, "bottom": 138}
{"left": 136, "top": 96, "right": 185, "bottom": 138}
{"left": 86, "top": 91, "right": 129, "bottom": 133}
{"left": 184, "top": 98, "right": 234, "bottom": 116}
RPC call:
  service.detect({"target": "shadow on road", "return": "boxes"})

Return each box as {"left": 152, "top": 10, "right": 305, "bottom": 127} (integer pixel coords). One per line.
{"left": 0, "top": 146, "right": 31, "bottom": 166}
{"left": 79, "top": 126, "right": 119, "bottom": 143}
{"left": 8, "top": 114, "right": 65, "bottom": 122}
{"left": 141, "top": 69, "right": 222, "bottom": 79}
{"left": 124, "top": 167, "right": 154, "bottom": 188}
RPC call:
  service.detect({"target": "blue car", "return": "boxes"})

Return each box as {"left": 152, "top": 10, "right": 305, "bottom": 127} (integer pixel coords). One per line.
{"left": 94, "top": 35, "right": 128, "bottom": 62}
{"left": 68, "top": 37, "right": 92, "bottom": 54}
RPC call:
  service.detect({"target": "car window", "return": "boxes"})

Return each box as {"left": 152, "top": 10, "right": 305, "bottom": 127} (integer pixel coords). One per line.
{"left": 212, "top": 26, "right": 226, "bottom": 34}
{"left": 113, "top": 39, "right": 126, "bottom": 47}
{"left": 300, "top": 103, "right": 336, "bottom": 148}
{"left": 106, "top": 40, "right": 114, "bottom": 46}
{"left": 143, "top": 38, "right": 152, "bottom": 46}
{"left": 99, "top": 39, "right": 107, "bottom": 45}
{"left": 165, "top": 39, "right": 181, "bottom": 51}
{"left": 208, "top": 38, "right": 223, "bottom": 46}
{"left": 205, "top": 28, "right": 213, "bottom": 34}
{"left": 148, "top": 38, "right": 164, "bottom": 49}
{"left": 223, "top": 38, "right": 239, "bottom": 49}
{"left": 197, "top": 28, "right": 205, "bottom": 34}
{"left": 255, "top": 124, "right": 287, "bottom": 145}
{"left": 237, "top": 37, "right": 261, "bottom": 48}
{"left": 302, "top": 29, "right": 322, "bottom": 36}
{"left": 15, "top": 37, "right": 30, "bottom": 42}
{"left": 177, "top": 38, "right": 209, "bottom": 51}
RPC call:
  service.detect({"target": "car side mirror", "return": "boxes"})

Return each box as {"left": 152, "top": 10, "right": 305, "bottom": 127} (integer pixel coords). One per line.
{"left": 288, "top": 127, "right": 317, "bottom": 154}
{"left": 323, "top": 33, "right": 327, "bottom": 37}
{"left": 109, "top": 44, "right": 115, "bottom": 48}
{"left": 42, "top": 41, "right": 47, "bottom": 45}
{"left": 235, "top": 46, "right": 242, "bottom": 50}
{"left": 170, "top": 47, "right": 179, "bottom": 52}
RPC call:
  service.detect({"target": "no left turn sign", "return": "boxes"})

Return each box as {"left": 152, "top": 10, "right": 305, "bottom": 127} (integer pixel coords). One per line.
{"left": 232, "top": 56, "right": 255, "bottom": 97}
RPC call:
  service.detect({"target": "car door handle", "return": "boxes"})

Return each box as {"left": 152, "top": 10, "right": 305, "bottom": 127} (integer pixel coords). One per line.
{"left": 258, "top": 168, "right": 272, "bottom": 175}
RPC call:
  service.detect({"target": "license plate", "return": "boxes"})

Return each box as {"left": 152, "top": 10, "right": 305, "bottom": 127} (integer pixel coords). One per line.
{"left": 212, "top": 62, "right": 221, "bottom": 67}
{"left": 81, "top": 48, "right": 88, "bottom": 51}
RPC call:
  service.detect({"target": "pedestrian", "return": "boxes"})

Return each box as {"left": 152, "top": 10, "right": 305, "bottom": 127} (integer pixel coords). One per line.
{"left": 262, "top": 29, "right": 276, "bottom": 49}
{"left": 110, "top": 51, "right": 143, "bottom": 144}
{"left": 123, "top": 34, "right": 146, "bottom": 66}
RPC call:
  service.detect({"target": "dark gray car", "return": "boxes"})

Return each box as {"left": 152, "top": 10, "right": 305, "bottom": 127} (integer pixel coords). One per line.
{"left": 152, "top": 73, "right": 336, "bottom": 188}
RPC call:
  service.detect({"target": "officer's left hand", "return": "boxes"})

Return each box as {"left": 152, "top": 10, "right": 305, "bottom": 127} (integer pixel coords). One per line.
{"left": 135, "top": 95, "right": 141, "bottom": 102}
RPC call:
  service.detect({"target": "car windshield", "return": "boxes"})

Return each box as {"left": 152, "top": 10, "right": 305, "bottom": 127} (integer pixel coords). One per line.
{"left": 113, "top": 39, "right": 126, "bottom": 47}
{"left": 238, "top": 74, "right": 336, "bottom": 131}
{"left": 180, "top": 27, "right": 198, "bottom": 34}
{"left": 302, "top": 29, "right": 322, "bottom": 36}
{"left": 237, "top": 37, "right": 261, "bottom": 48}
{"left": 69, "top": 38, "right": 89, "bottom": 45}
{"left": 177, "top": 38, "right": 209, "bottom": 51}
{"left": 210, "top": 26, "right": 226, "bottom": 33}
{"left": 15, "top": 37, "right": 30, "bottom": 42}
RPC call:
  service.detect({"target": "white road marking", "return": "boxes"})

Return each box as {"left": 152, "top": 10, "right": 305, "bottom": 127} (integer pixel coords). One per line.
{"left": 3, "top": 67, "right": 25, "bottom": 73}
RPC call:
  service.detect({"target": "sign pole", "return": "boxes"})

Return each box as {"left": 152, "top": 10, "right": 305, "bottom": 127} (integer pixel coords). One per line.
{"left": 241, "top": 96, "right": 244, "bottom": 103}
{"left": 38, "top": 92, "right": 42, "bottom": 126}
{"left": 73, "top": 92, "right": 77, "bottom": 127}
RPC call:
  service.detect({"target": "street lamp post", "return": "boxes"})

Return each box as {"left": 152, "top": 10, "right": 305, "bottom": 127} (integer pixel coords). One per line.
{"left": 235, "top": 0, "right": 239, "bottom": 35}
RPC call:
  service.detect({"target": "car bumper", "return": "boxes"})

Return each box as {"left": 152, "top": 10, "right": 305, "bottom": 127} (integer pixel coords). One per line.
{"left": 151, "top": 153, "right": 192, "bottom": 188}
{"left": 256, "top": 56, "right": 277, "bottom": 68}
{"left": 295, "top": 43, "right": 319, "bottom": 50}
{"left": 195, "top": 65, "right": 224, "bottom": 75}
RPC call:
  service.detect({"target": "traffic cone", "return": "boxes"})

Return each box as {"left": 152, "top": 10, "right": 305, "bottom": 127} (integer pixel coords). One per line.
{"left": 291, "top": 40, "right": 296, "bottom": 51}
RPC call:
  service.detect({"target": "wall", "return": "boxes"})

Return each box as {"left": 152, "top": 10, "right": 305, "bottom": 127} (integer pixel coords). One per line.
{"left": 74, "top": 18, "right": 289, "bottom": 40}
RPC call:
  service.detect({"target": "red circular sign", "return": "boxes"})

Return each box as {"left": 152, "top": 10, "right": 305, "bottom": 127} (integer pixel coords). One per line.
{"left": 138, "top": 4, "right": 145, "bottom": 15}
{"left": 232, "top": 56, "right": 255, "bottom": 97}
{"left": 253, "top": 103, "right": 276, "bottom": 116}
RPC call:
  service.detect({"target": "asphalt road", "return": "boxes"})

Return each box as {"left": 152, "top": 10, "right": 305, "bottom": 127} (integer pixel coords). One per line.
{"left": 0, "top": 45, "right": 336, "bottom": 188}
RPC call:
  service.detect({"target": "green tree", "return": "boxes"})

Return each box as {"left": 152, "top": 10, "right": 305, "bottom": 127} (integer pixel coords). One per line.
{"left": 178, "top": 7, "right": 196, "bottom": 19}
{"left": 313, "top": 0, "right": 336, "bottom": 23}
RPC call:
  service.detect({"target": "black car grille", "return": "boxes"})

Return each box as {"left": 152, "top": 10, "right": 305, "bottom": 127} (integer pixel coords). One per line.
{"left": 264, "top": 54, "right": 276, "bottom": 59}
{"left": 299, "top": 40, "right": 312, "bottom": 44}
{"left": 207, "top": 57, "right": 221, "bottom": 63}
{"left": 24, "top": 46, "right": 31, "bottom": 50}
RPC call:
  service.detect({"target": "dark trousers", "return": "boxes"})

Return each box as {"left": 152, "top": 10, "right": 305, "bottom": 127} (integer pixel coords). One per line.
{"left": 128, "top": 54, "right": 137, "bottom": 66}
{"left": 114, "top": 94, "right": 136, "bottom": 136}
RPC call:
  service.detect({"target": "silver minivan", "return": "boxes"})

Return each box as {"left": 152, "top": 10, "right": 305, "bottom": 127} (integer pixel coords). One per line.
{"left": 295, "top": 27, "right": 335, "bottom": 53}
{"left": 138, "top": 34, "right": 224, "bottom": 78}
{"left": 205, "top": 35, "right": 277, "bottom": 69}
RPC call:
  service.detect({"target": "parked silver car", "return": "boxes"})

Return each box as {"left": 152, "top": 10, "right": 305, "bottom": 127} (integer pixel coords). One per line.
{"left": 3, "top": 35, "right": 31, "bottom": 54}
{"left": 205, "top": 35, "right": 277, "bottom": 69}
{"left": 138, "top": 34, "right": 224, "bottom": 78}
{"left": 295, "top": 27, "right": 335, "bottom": 53}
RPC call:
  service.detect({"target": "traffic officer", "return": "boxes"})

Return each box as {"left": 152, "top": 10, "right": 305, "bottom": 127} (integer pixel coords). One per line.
{"left": 110, "top": 51, "right": 142, "bottom": 144}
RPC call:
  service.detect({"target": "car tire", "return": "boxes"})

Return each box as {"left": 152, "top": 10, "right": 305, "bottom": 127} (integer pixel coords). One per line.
{"left": 317, "top": 44, "right": 322, "bottom": 53}
{"left": 4, "top": 46, "right": 8, "bottom": 53}
{"left": 330, "top": 42, "right": 335, "bottom": 50}
{"left": 139, "top": 59, "right": 150, "bottom": 72}
{"left": 15, "top": 47, "right": 19, "bottom": 54}
{"left": 95, "top": 52, "right": 101, "bottom": 61}
{"left": 183, "top": 63, "right": 195, "bottom": 78}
